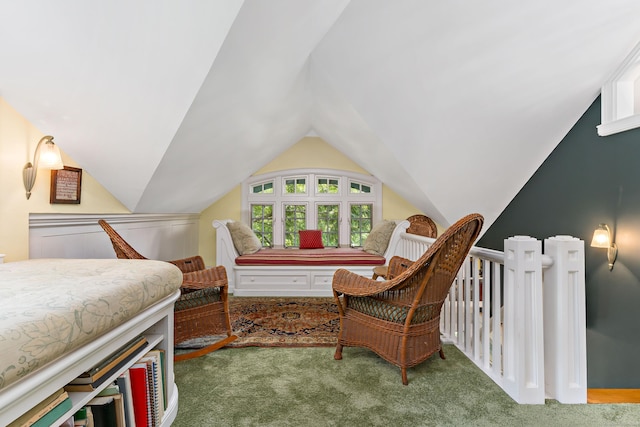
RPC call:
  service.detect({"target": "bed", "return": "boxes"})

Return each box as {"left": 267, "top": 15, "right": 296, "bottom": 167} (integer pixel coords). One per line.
{"left": 213, "top": 219, "right": 410, "bottom": 296}
{"left": 0, "top": 258, "right": 183, "bottom": 426}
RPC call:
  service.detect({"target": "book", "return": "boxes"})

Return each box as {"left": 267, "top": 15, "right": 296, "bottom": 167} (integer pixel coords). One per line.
{"left": 64, "top": 345, "right": 143, "bottom": 392}
{"left": 8, "top": 388, "right": 68, "bottom": 427}
{"left": 138, "top": 350, "right": 165, "bottom": 425}
{"left": 129, "top": 363, "right": 150, "bottom": 427}
{"left": 151, "top": 349, "right": 167, "bottom": 410}
{"left": 31, "top": 396, "right": 73, "bottom": 427}
{"left": 88, "top": 394, "right": 126, "bottom": 427}
{"left": 116, "top": 370, "right": 137, "bottom": 427}
{"left": 73, "top": 407, "right": 90, "bottom": 426}
{"left": 73, "top": 406, "right": 94, "bottom": 427}
{"left": 87, "top": 396, "right": 116, "bottom": 427}
{"left": 96, "top": 382, "right": 119, "bottom": 397}
{"left": 113, "top": 394, "right": 126, "bottom": 427}
{"left": 70, "top": 335, "right": 148, "bottom": 385}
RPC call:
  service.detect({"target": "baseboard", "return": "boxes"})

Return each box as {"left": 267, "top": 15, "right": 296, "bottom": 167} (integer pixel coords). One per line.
{"left": 587, "top": 389, "right": 640, "bottom": 403}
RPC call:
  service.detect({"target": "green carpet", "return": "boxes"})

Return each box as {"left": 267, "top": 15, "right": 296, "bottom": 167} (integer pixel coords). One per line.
{"left": 173, "top": 345, "right": 640, "bottom": 426}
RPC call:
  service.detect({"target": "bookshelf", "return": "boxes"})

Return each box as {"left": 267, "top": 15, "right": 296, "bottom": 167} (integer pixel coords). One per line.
{"left": 1, "top": 291, "right": 180, "bottom": 426}
{"left": 64, "top": 335, "right": 162, "bottom": 421}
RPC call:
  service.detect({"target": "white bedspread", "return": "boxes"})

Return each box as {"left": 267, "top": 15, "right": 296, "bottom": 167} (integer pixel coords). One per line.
{"left": 0, "top": 258, "right": 182, "bottom": 391}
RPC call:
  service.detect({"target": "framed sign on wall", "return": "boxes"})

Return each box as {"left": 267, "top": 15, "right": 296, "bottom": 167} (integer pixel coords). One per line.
{"left": 50, "top": 166, "right": 82, "bottom": 204}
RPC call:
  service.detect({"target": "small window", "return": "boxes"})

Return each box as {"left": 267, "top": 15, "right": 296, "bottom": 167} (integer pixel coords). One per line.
{"left": 284, "top": 204, "right": 306, "bottom": 247}
{"left": 350, "top": 204, "right": 372, "bottom": 247}
{"left": 317, "top": 177, "right": 339, "bottom": 194}
{"left": 284, "top": 177, "right": 306, "bottom": 194}
{"left": 251, "top": 204, "right": 273, "bottom": 247}
{"left": 350, "top": 181, "right": 371, "bottom": 193}
{"left": 252, "top": 181, "right": 274, "bottom": 194}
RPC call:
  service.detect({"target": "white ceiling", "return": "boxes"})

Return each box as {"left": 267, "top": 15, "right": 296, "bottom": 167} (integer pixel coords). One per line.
{"left": 2, "top": 0, "right": 640, "bottom": 228}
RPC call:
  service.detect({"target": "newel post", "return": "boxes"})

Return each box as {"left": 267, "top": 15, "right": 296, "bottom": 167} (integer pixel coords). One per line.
{"left": 543, "top": 236, "right": 587, "bottom": 403}
{"left": 503, "top": 236, "right": 545, "bottom": 404}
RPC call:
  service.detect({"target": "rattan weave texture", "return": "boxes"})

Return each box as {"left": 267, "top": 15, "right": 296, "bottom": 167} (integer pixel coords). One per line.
{"left": 333, "top": 213, "right": 483, "bottom": 385}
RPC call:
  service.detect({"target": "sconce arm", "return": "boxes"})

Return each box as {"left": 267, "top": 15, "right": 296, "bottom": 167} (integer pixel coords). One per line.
{"left": 22, "top": 135, "right": 55, "bottom": 200}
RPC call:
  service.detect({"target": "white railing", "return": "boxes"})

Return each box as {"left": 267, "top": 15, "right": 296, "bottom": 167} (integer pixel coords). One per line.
{"left": 393, "top": 232, "right": 587, "bottom": 405}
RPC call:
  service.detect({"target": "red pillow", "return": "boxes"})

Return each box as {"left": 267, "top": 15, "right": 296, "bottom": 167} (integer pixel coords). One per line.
{"left": 299, "top": 230, "right": 324, "bottom": 249}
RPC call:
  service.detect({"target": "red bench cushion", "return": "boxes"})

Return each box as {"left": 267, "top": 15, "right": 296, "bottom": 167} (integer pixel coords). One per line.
{"left": 235, "top": 248, "right": 385, "bottom": 266}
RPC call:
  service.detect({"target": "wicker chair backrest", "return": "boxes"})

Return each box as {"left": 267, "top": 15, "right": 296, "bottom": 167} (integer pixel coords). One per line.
{"left": 98, "top": 219, "right": 148, "bottom": 260}
{"left": 405, "top": 214, "right": 438, "bottom": 238}
{"left": 382, "top": 213, "right": 483, "bottom": 312}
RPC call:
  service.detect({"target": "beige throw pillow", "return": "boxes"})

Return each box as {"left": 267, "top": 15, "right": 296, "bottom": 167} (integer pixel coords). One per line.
{"left": 227, "top": 221, "right": 262, "bottom": 255}
{"left": 363, "top": 220, "right": 396, "bottom": 256}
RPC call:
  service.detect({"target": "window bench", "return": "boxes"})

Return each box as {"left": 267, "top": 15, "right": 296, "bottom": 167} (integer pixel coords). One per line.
{"left": 213, "top": 219, "right": 410, "bottom": 296}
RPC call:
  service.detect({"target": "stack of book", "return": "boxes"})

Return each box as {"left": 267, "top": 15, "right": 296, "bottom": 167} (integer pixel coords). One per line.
{"left": 64, "top": 335, "right": 148, "bottom": 393}
{"left": 69, "top": 345, "right": 167, "bottom": 427}
{"left": 8, "top": 388, "right": 72, "bottom": 427}
{"left": 129, "top": 349, "right": 166, "bottom": 427}
{"left": 75, "top": 383, "right": 126, "bottom": 427}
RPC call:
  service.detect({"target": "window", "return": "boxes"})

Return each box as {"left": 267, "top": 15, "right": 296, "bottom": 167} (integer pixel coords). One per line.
{"left": 284, "top": 204, "right": 306, "bottom": 247}
{"left": 350, "top": 204, "right": 372, "bottom": 247}
{"left": 317, "top": 177, "right": 339, "bottom": 194}
{"left": 317, "top": 204, "right": 339, "bottom": 247}
{"left": 252, "top": 181, "right": 274, "bottom": 194}
{"left": 251, "top": 204, "right": 273, "bottom": 247}
{"left": 244, "top": 169, "right": 381, "bottom": 248}
{"left": 598, "top": 40, "right": 640, "bottom": 136}
{"left": 350, "top": 181, "right": 371, "bottom": 193}
{"left": 284, "top": 177, "right": 306, "bottom": 194}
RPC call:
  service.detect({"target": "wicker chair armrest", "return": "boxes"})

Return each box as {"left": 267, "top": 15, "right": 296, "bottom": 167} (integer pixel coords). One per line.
{"left": 169, "top": 255, "right": 206, "bottom": 273}
{"left": 332, "top": 268, "right": 404, "bottom": 297}
{"left": 181, "top": 265, "right": 228, "bottom": 291}
{"left": 386, "top": 256, "right": 413, "bottom": 280}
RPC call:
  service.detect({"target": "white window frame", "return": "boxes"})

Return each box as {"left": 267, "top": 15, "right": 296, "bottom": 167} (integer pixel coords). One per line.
{"left": 315, "top": 201, "right": 340, "bottom": 247}
{"left": 282, "top": 176, "right": 308, "bottom": 195}
{"left": 243, "top": 169, "right": 382, "bottom": 248}
{"left": 598, "top": 40, "right": 640, "bottom": 136}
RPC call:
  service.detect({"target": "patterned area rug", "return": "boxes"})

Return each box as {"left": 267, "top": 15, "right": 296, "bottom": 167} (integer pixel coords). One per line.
{"left": 176, "top": 297, "right": 341, "bottom": 349}
{"left": 227, "top": 297, "right": 339, "bottom": 347}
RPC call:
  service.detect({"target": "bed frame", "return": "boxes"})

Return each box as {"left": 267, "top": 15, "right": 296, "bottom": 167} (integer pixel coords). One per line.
{"left": 0, "top": 270, "right": 180, "bottom": 426}
{"left": 213, "top": 219, "right": 410, "bottom": 296}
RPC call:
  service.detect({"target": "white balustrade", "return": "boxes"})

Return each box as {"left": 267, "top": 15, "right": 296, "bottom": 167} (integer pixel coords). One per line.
{"left": 392, "top": 231, "right": 585, "bottom": 405}
{"left": 543, "top": 236, "right": 587, "bottom": 403}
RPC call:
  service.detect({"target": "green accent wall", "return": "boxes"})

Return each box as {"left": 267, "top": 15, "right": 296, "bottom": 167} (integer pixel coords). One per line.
{"left": 478, "top": 96, "right": 640, "bottom": 388}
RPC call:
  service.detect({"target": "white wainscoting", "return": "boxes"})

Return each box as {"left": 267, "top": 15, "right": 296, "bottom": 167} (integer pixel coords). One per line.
{"left": 29, "top": 213, "right": 200, "bottom": 261}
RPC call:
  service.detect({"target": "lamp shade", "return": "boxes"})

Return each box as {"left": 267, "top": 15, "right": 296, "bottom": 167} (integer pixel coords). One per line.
{"left": 590, "top": 225, "right": 610, "bottom": 248}
{"left": 39, "top": 140, "right": 64, "bottom": 170}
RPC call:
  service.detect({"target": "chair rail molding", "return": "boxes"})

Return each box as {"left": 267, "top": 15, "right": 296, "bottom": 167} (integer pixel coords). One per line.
{"left": 29, "top": 213, "right": 200, "bottom": 261}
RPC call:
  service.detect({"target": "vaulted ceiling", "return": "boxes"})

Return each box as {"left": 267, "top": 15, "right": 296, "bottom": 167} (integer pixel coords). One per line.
{"left": 2, "top": 1, "right": 640, "bottom": 228}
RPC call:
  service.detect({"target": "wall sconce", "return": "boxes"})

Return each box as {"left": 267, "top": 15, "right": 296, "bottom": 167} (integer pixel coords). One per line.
{"left": 590, "top": 223, "right": 618, "bottom": 271}
{"left": 23, "top": 135, "right": 64, "bottom": 200}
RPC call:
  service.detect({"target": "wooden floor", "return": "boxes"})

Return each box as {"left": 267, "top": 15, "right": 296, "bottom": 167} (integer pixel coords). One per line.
{"left": 587, "top": 389, "right": 640, "bottom": 404}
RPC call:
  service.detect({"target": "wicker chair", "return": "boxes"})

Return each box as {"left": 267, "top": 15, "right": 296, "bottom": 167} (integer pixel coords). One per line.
{"left": 98, "top": 219, "right": 237, "bottom": 361}
{"left": 372, "top": 214, "right": 439, "bottom": 280}
{"left": 333, "top": 213, "right": 483, "bottom": 385}
{"left": 405, "top": 214, "right": 438, "bottom": 238}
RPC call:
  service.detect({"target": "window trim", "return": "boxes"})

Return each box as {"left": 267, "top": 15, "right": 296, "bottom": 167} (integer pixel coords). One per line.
{"left": 243, "top": 169, "right": 382, "bottom": 248}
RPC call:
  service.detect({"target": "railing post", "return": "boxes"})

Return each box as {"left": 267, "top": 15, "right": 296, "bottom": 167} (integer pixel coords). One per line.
{"left": 503, "top": 236, "right": 545, "bottom": 404}
{"left": 543, "top": 236, "right": 586, "bottom": 403}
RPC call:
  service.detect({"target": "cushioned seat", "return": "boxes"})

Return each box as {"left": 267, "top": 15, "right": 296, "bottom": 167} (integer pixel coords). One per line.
{"left": 174, "top": 287, "right": 222, "bottom": 311}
